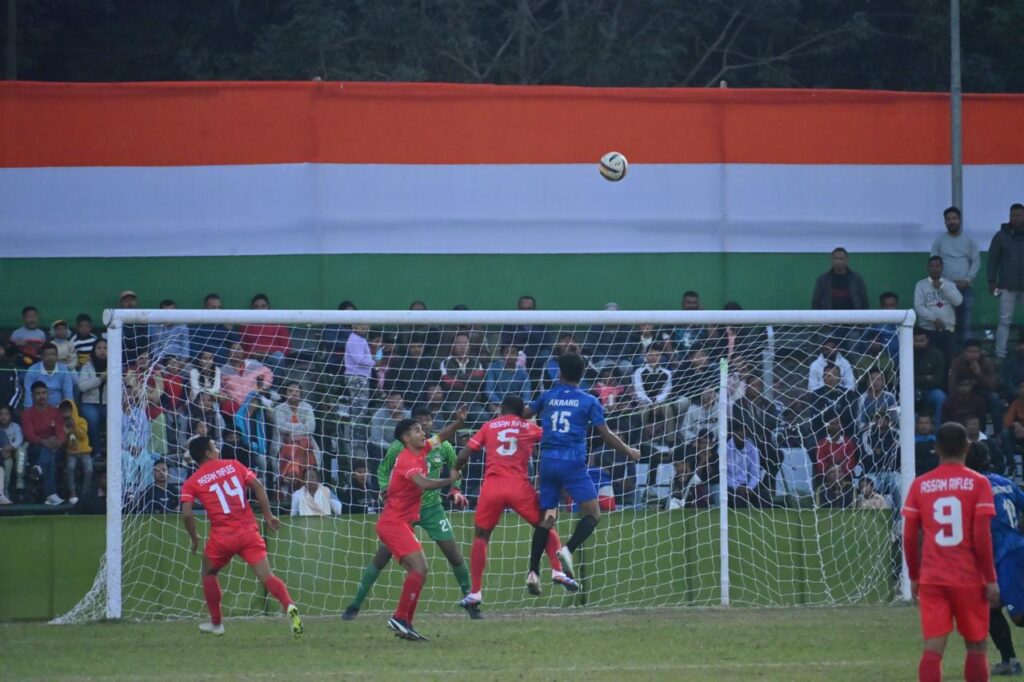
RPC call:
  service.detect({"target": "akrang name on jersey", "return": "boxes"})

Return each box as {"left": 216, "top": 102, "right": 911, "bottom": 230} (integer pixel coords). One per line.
{"left": 196, "top": 463, "right": 237, "bottom": 486}
{"left": 547, "top": 398, "right": 581, "bottom": 407}
{"left": 921, "top": 477, "right": 976, "bottom": 493}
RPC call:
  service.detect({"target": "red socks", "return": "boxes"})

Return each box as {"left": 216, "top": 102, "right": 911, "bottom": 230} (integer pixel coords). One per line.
{"left": 547, "top": 530, "right": 563, "bottom": 572}
{"left": 202, "top": 575, "right": 222, "bottom": 626}
{"left": 471, "top": 538, "right": 487, "bottom": 594}
{"left": 965, "top": 650, "right": 989, "bottom": 682}
{"left": 263, "top": 574, "right": 294, "bottom": 612}
{"left": 395, "top": 571, "right": 425, "bottom": 623}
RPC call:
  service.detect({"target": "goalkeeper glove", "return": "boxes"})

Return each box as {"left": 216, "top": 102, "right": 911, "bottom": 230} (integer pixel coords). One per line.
{"left": 449, "top": 490, "right": 469, "bottom": 509}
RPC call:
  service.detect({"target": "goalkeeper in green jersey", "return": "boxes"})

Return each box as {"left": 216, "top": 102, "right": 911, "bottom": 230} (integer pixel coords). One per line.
{"left": 343, "top": 405, "right": 478, "bottom": 619}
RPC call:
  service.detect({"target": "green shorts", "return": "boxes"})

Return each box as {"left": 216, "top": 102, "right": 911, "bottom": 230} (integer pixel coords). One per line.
{"left": 414, "top": 503, "right": 454, "bottom": 543}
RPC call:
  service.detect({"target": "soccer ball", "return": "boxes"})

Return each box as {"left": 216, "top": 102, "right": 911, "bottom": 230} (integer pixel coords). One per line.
{"left": 598, "top": 151, "right": 628, "bottom": 182}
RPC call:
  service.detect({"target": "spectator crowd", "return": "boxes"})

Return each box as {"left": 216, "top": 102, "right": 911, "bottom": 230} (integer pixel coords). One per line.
{"left": 1, "top": 203, "right": 1023, "bottom": 520}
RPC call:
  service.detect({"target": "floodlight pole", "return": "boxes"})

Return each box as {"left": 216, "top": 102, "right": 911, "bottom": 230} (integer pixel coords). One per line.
{"left": 950, "top": 0, "right": 963, "bottom": 212}
{"left": 5, "top": 0, "right": 15, "bottom": 80}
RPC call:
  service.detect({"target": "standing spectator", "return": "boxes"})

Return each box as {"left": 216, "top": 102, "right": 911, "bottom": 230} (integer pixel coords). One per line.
{"left": 915, "top": 414, "right": 938, "bottom": 475}
{"left": 0, "top": 405, "right": 23, "bottom": 505}
{"left": 23, "top": 343, "right": 75, "bottom": 407}
{"left": 931, "top": 206, "right": 980, "bottom": 342}
{"left": 368, "top": 392, "right": 409, "bottom": 464}
{"left": 190, "top": 293, "right": 239, "bottom": 366}
{"left": 340, "top": 460, "right": 376, "bottom": 514}
{"left": 388, "top": 334, "right": 433, "bottom": 402}
{"left": 725, "top": 421, "right": 763, "bottom": 507}
{"left": 219, "top": 342, "right": 273, "bottom": 417}
{"left": 734, "top": 378, "right": 781, "bottom": 496}
{"left": 290, "top": 468, "right": 336, "bottom": 516}
{"left": 439, "top": 332, "right": 486, "bottom": 404}
{"left": 484, "top": 344, "right": 533, "bottom": 412}
{"left": 632, "top": 347, "right": 674, "bottom": 441}
{"left": 808, "top": 337, "right": 856, "bottom": 391}
{"left": 137, "top": 458, "right": 179, "bottom": 513}
{"left": 49, "top": 320, "right": 77, "bottom": 370}
{"left": 856, "top": 368, "right": 897, "bottom": 432}
{"left": 669, "top": 290, "right": 708, "bottom": 352}
{"left": 913, "top": 328, "right": 947, "bottom": 422}
{"left": 274, "top": 381, "right": 319, "bottom": 466}
{"left": 21, "top": 382, "right": 65, "bottom": 505}
{"left": 948, "top": 340, "right": 1003, "bottom": 434}
{"left": 913, "top": 256, "right": 963, "bottom": 363}
{"left": 118, "top": 290, "right": 148, "bottom": 365}
{"left": 499, "top": 295, "right": 549, "bottom": 382}
{"left": 70, "top": 314, "right": 99, "bottom": 369}
{"left": 0, "top": 346, "right": 22, "bottom": 414}
{"left": 811, "top": 247, "right": 869, "bottom": 310}
{"left": 239, "top": 294, "right": 291, "bottom": 376}
{"left": 60, "top": 399, "right": 92, "bottom": 505}
{"left": 148, "top": 299, "right": 191, "bottom": 361}
{"left": 344, "top": 323, "right": 376, "bottom": 457}
{"left": 77, "top": 339, "right": 107, "bottom": 455}
{"left": 10, "top": 306, "right": 47, "bottom": 364}
{"left": 188, "top": 350, "right": 222, "bottom": 402}
{"left": 989, "top": 203, "right": 1024, "bottom": 359}
{"left": 944, "top": 377, "right": 987, "bottom": 427}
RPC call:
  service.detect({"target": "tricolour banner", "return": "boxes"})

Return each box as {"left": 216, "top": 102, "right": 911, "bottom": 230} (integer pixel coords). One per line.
{"left": 2, "top": 82, "right": 1022, "bottom": 256}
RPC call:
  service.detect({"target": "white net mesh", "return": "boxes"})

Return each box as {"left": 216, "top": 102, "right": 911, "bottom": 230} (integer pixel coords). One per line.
{"left": 58, "top": 311, "right": 910, "bottom": 622}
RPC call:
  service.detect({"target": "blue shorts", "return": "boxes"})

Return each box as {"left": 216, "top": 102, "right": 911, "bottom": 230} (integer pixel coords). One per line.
{"left": 539, "top": 456, "right": 597, "bottom": 510}
{"left": 998, "top": 549, "right": 1024, "bottom": 619}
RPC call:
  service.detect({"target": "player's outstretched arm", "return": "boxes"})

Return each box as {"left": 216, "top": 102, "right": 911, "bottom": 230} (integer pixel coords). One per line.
{"left": 454, "top": 444, "right": 479, "bottom": 473}
{"left": 410, "top": 469, "right": 460, "bottom": 492}
{"left": 434, "top": 404, "right": 469, "bottom": 444}
{"left": 181, "top": 500, "right": 200, "bottom": 554}
{"left": 596, "top": 424, "right": 642, "bottom": 461}
{"left": 248, "top": 477, "right": 281, "bottom": 531}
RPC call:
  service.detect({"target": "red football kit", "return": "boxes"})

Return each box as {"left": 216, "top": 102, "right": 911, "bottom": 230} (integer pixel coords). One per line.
{"left": 181, "top": 459, "right": 267, "bottom": 569}
{"left": 376, "top": 437, "right": 438, "bottom": 561}
{"left": 902, "top": 462, "right": 997, "bottom": 641}
{"left": 468, "top": 416, "right": 544, "bottom": 530}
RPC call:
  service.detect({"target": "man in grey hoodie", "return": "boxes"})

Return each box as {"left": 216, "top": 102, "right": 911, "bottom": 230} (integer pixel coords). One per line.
{"left": 931, "top": 206, "right": 980, "bottom": 342}
{"left": 988, "top": 203, "right": 1024, "bottom": 359}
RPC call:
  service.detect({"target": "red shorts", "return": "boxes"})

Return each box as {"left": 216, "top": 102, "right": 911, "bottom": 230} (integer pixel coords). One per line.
{"left": 475, "top": 477, "right": 541, "bottom": 531}
{"left": 918, "top": 583, "right": 989, "bottom": 642}
{"left": 205, "top": 529, "right": 268, "bottom": 570}
{"left": 377, "top": 517, "right": 422, "bottom": 561}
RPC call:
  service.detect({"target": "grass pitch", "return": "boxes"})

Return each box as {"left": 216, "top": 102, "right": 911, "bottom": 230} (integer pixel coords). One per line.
{"left": 5, "top": 605, "right": 985, "bottom": 681}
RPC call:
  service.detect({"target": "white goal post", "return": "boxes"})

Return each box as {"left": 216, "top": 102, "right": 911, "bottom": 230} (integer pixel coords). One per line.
{"left": 60, "top": 308, "right": 916, "bottom": 623}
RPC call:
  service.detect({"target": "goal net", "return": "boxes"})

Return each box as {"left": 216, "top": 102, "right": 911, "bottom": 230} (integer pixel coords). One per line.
{"left": 56, "top": 308, "right": 915, "bottom": 623}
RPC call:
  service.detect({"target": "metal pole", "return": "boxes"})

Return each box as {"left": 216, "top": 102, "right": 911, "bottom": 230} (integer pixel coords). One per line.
{"left": 717, "top": 358, "right": 730, "bottom": 606}
{"left": 105, "top": 322, "right": 124, "bottom": 620}
{"left": 4, "top": 0, "right": 16, "bottom": 80}
{"left": 897, "top": 317, "right": 918, "bottom": 602}
{"left": 950, "top": 0, "right": 963, "bottom": 211}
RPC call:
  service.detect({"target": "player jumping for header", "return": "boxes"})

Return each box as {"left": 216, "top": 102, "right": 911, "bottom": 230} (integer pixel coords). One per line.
{"left": 453, "top": 394, "right": 578, "bottom": 609}
{"left": 902, "top": 422, "right": 1000, "bottom": 682}
{"left": 521, "top": 353, "right": 640, "bottom": 592}
{"left": 181, "top": 436, "right": 303, "bottom": 638}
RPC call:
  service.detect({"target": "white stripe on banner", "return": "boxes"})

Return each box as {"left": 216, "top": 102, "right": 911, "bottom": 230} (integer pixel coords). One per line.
{"left": 1, "top": 164, "right": 1022, "bottom": 257}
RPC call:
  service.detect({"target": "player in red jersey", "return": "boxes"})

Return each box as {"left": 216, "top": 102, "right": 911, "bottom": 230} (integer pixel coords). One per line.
{"left": 378, "top": 405, "right": 467, "bottom": 641}
{"left": 452, "top": 395, "right": 577, "bottom": 609}
{"left": 902, "top": 422, "right": 1000, "bottom": 682}
{"left": 181, "top": 436, "right": 302, "bottom": 638}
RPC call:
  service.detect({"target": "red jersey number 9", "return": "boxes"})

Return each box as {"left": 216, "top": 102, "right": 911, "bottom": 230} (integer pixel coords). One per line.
{"left": 933, "top": 496, "right": 964, "bottom": 547}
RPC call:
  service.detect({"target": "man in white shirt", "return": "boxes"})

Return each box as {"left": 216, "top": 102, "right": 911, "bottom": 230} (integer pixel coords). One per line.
{"left": 914, "top": 255, "right": 963, "bottom": 363}
{"left": 290, "top": 468, "right": 338, "bottom": 516}
{"left": 931, "top": 206, "right": 979, "bottom": 342}
{"left": 808, "top": 338, "right": 855, "bottom": 392}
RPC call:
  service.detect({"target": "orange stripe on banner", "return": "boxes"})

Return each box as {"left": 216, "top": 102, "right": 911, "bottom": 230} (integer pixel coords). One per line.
{"left": 2, "top": 81, "right": 1024, "bottom": 167}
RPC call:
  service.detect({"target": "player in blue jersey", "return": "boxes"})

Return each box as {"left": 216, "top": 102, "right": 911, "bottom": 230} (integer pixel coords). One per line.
{"left": 521, "top": 352, "right": 640, "bottom": 593}
{"left": 967, "top": 443, "right": 1024, "bottom": 676}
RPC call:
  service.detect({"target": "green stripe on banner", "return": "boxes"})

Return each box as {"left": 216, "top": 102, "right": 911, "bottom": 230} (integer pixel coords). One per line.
{"left": 0, "top": 252, "right": 1000, "bottom": 329}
